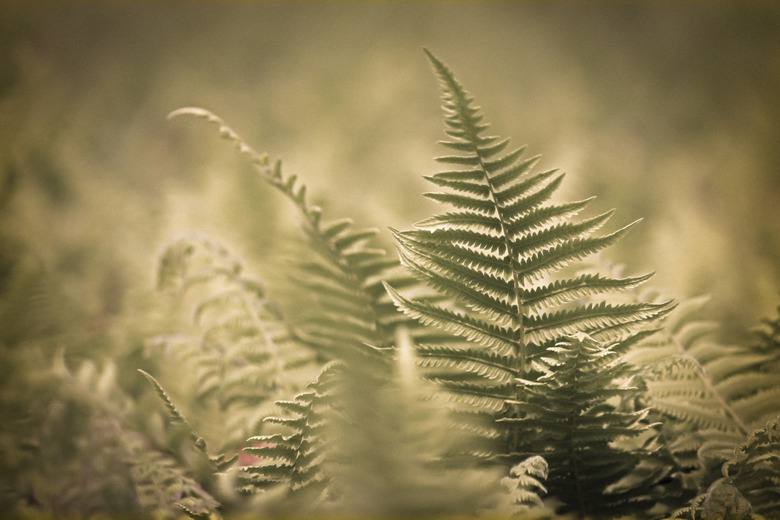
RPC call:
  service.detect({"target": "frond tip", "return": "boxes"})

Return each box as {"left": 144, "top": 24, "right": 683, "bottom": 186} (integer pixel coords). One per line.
{"left": 138, "top": 369, "right": 227, "bottom": 468}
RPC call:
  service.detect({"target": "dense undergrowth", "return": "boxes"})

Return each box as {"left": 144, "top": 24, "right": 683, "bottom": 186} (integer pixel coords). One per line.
{"left": 1, "top": 49, "right": 779, "bottom": 519}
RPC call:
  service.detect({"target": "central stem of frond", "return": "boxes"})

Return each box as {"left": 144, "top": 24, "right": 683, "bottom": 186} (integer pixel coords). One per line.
{"left": 473, "top": 148, "right": 527, "bottom": 377}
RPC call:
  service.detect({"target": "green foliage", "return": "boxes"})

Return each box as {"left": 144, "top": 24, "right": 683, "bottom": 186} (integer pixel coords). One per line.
{"left": 686, "top": 414, "right": 780, "bottom": 520}
{"left": 0, "top": 346, "right": 221, "bottom": 519}
{"left": 139, "top": 49, "right": 780, "bottom": 519}
{"left": 383, "top": 50, "right": 675, "bottom": 516}
{"left": 387, "top": 51, "right": 671, "bottom": 357}
{"left": 3, "top": 48, "right": 780, "bottom": 519}
{"left": 166, "top": 108, "right": 412, "bottom": 357}
{"left": 149, "top": 233, "right": 317, "bottom": 453}
{"left": 127, "top": 435, "right": 221, "bottom": 520}
{"left": 240, "top": 361, "right": 337, "bottom": 501}
{"left": 636, "top": 297, "right": 780, "bottom": 440}
{"left": 499, "top": 455, "right": 550, "bottom": 514}
{"left": 513, "top": 334, "right": 658, "bottom": 515}
{"left": 160, "top": 102, "right": 493, "bottom": 515}
{"left": 624, "top": 298, "right": 780, "bottom": 516}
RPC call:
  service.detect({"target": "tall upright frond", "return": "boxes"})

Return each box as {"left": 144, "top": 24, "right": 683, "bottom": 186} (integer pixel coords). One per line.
{"left": 390, "top": 50, "right": 671, "bottom": 374}
{"left": 384, "top": 50, "right": 674, "bottom": 516}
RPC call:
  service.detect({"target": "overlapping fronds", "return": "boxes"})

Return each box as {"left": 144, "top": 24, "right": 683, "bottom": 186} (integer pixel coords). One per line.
{"left": 149, "top": 233, "right": 317, "bottom": 450}
{"left": 686, "top": 414, "right": 780, "bottom": 519}
{"left": 152, "top": 50, "right": 780, "bottom": 517}
{"left": 621, "top": 299, "right": 780, "bottom": 518}
{"left": 506, "top": 334, "right": 659, "bottom": 515}
{"left": 167, "top": 109, "right": 415, "bottom": 359}
{"left": 4, "top": 345, "right": 221, "bottom": 519}
{"left": 630, "top": 298, "right": 780, "bottom": 469}
{"left": 380, "top": 50, "right": 676, "bottom": 516}
{"left": 240, "top": 329, "right": 498, "bottom": 515}
{"left": 127, "top": 436, "right": 222, "bottom": 520}
{"left": 316, "top": 326, "right": 500, "bottom": 516}
{"left": 385, "top": 48, "right": 670, "bottom": 466}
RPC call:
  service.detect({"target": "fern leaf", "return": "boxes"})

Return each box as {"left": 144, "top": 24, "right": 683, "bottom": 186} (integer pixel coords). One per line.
{"left": 128, "top": 443, "right": 221, "bottom": 519}
{"left": 510, "top": 334, "right": 659, "bottom": 516}
{"left": 689, "top": 414, "right": 780, "bottom": 519}
{"left": 168, "top": 108, "right": 418, "bottom": 359}
{"left": 390, "top": 49, "right": 670, "bottom": 367}
{"left": 149, "top": 234, "right": 319, "bottom": 454}
{"left": 381, "top": 50, "right": 675, "bottom": 515}
{"left": 240, "top": 363, "right": 338, "bottom": 497}
{"left": 499, "top": 455, "right": 550, "bottom": 513}
{"left": 138, "top": 370, "right": 211, "bottom": 455}
{"left": 416, "top": 344, "right": 517, "bottom": 383}
{"left": 636, "top": 298, "right": 780, "bottom": 440}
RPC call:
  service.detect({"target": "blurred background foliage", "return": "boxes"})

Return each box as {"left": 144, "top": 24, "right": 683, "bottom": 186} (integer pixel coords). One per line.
{"left": 1, "top": 1, "right": 779, "bottom": 515}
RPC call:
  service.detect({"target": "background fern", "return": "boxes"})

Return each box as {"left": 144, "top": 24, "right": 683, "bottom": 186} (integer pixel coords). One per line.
{"left": 148, "top": 232, "right": 317, "bottom": 454}
{"left": 167, "top": 108, "right": 414, "bottom": 358}
{"left": 155, "top": 101, "right": 496, "bottom": 515}
{"left": 2, "top": 13, "right": 780, "bottom": 515}
{"left": 240, "top": 361, "right": 337, "bottom": 503}
{"left": 626, "top": 299, "right": 780, "bottom": 512}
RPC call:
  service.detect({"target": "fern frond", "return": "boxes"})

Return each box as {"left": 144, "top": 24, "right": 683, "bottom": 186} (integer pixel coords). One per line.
{"left": 168, "top": 108, "right": 417, "bottom": 359}
{"left": 499, "top": 455, "right": 550, "bottom": 514}
{"left": 390, "top": 49, "right": 671, "bottom": 365}
{"left": 138, "top": 369, "right": 223, "bottom": 464}
{"left": 150, "top": 234, "right": 318, "bottom": 454}
{"left": 621, "top": 298, "right": 780, "bottom": 515}
{"left": 127, "top": 440, "right": 222, "bottom": 520}
{"left": 509, "top": 334, "right": 659, "bottom": 516}
{"left": 689, "top": 414, "right": 780, "bottom": 519}
{"left": 635, "top": 298, "right": 780, "bottom": 440}
{"left": 380, "top": 50, "right": 675, "bottom": 516}
{"left": 240, "top": 363, "right": 338, "bottom": 498}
